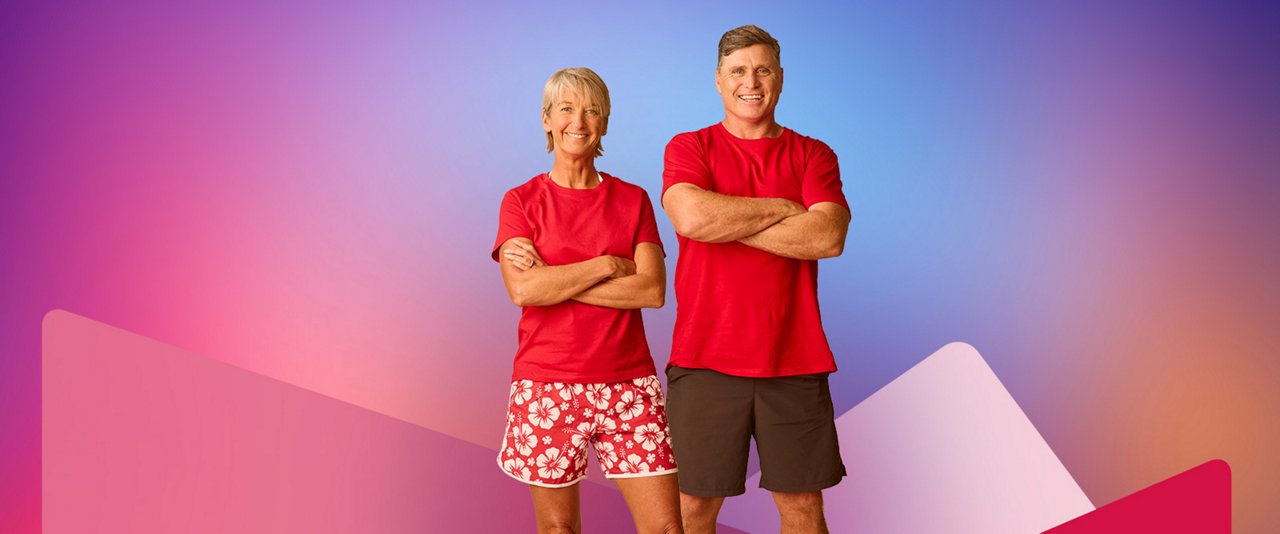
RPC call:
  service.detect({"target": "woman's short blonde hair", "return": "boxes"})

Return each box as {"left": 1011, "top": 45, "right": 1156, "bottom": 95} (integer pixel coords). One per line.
{"left": 541, "top": 67, "right": 611, "bottom": 157}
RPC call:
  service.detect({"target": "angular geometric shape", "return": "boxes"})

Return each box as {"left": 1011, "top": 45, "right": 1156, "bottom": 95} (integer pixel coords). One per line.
{"left": 41, "top": 309, "right": 655, "bottom": 532}
{"left": 719, "top": 342, "right": 1095, "bottom": 533}
{"left": 1043, "top": 459, "right": 1230, "bottom": 534}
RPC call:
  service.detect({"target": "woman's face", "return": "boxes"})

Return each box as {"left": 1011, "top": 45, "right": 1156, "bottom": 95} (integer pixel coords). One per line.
{"left": 543, "top": 86, "right": 604, "bottom": 159}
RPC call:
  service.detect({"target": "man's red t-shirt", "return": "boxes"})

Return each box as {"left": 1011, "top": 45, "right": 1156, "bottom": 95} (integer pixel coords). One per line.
{"left": 493, "top": 172, "right": 664, "bottom": 383}
{"left": 662, "top": 123, "right": 847, "bottom": 377}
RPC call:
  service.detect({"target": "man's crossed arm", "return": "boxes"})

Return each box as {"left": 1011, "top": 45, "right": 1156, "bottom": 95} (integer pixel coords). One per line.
{"left": 662, "top": 183, "right": 849, "bottom": 260}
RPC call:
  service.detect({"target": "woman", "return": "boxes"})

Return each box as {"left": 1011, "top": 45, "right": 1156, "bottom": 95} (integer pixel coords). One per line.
{"left": 492, "top": 67, "right": 682, "bottom": 534}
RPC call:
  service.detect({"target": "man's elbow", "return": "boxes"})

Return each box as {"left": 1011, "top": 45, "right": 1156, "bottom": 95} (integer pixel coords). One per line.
{"left": 671, "top": 211, "right": 736, "bottom": 243}
{"left": 814, "top": 235, "right": 846, "bottom": 259}
{"left": 669, "top": 209, "right": 709, "bottom": 240}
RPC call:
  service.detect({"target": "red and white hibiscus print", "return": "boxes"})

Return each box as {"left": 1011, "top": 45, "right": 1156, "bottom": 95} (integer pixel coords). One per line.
{"left": 497, "top": 375, "right": 677, "bottom": 487}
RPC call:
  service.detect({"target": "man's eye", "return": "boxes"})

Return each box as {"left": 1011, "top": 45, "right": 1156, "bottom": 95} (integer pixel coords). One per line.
{"left": 757, "top": 68, "right": 771, "bottom": 76}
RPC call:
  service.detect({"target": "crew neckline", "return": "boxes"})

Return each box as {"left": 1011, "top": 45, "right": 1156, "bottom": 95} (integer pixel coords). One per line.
{"left": 543, "top": 171, "right": 608, "bottom": 193}
{"left": 716, "top": 121, "right": 790, "bottom": 142}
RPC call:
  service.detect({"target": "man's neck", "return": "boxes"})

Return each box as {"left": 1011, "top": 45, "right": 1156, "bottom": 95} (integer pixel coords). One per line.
{"left": 721, "top": 117, "right": 783, "bottom": 140}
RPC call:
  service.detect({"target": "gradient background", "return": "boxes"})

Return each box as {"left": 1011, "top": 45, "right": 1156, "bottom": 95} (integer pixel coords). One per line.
{"left": 3, "top": 0, "right": 1278, "bottom": 531}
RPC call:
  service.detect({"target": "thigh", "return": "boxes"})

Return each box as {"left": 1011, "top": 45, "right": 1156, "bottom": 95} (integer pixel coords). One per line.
{"left": 613, "top": 473, "right": 681, "bottom": 532}
{"left": 665, "top": 366, "right": 754, "bottom": 497}
{"left": 529, "top": 484, "right": 580, "bottom": 532}
{"left": 753, "top": 373, "right": 846, "bottom": 493}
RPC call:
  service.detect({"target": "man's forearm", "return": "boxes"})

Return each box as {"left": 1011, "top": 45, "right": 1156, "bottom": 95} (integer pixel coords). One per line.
{"left": 665, "top": 185, "right": 804, "bottom": 243}
{"left": 739, "top": 205, "right": 850, "bottom": 260}
{"left": 571, "top": 273, "right": 664, "bottom": 309}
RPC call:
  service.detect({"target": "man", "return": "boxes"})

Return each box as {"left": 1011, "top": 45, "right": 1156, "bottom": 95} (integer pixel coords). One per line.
{"left": 661, "top": 25, "right": 850, "bottom": 534}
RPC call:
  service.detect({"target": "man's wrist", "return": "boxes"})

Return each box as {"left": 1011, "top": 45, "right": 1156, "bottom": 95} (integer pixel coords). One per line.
{"left": 592, "top": 256, "right": 616, "bottom": 279}
{"left": 773, "top": 198, "right": 805, "bottom": 219}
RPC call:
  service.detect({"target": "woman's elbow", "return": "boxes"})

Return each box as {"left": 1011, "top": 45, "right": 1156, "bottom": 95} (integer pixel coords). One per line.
{"left": 507, "top": 283, "right": 538, "bottom": 307}
{"left": 644, "top": 285, "right": 666, "bottom": 309}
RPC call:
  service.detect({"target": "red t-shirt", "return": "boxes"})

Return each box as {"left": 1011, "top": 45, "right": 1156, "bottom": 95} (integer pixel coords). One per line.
{"left": 493, "top": 172, "right": 664, "bottom": 383}
{"left": 662, "top": 123, "right": 848, "bottom": 377}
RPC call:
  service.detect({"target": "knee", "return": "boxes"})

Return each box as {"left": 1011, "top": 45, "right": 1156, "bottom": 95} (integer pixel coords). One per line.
{"left": 538, "top": 521, "right": 579, "bottom": 534}
{"left": 656, "top": 519, "right": 684, "bottom": 534}
{"left": 536, "top": 516, "right": 579, "bottom": 534}
{"left": 773, "top": 491, "right": 824, "bottom": 516}
{"left": 680, "top": 494, "right": 720, "bottom": 517}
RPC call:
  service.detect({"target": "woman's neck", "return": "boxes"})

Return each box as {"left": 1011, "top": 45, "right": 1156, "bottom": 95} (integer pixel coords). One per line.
{"left": 550, "top": 157, "right": 600, "bottom": 189}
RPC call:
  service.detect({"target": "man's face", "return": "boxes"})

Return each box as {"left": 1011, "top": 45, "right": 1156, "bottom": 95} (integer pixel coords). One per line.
{"left": 715, "top": 44, "right": 783, "bottom": 125}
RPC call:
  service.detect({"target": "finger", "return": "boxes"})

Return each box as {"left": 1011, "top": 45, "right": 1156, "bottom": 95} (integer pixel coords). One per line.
{"left": 504, "top": 255, "right": 532, "bottom": 270}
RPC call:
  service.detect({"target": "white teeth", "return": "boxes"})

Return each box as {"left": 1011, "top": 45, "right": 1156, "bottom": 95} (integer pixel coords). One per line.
{"left": 739, "top": 95, "right": 763, "bottom": 101}
{"left": 566, "top": 133, "right": 587, "bottom": 138}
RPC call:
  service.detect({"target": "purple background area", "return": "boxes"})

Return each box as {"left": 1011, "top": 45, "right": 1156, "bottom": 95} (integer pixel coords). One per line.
{"left": 3, "top": 0, "right": 1278, "bottom": 531}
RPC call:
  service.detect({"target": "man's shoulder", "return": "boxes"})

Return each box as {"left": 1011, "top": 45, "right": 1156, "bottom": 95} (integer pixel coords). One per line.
{"left": 665, "top": 124, "right": 720, "bottom": 149}
{"left": 783, "top": 128, "right": 835, "bottom": 153}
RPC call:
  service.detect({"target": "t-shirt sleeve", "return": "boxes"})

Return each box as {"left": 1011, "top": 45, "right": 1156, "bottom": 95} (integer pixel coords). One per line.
{"left": 661, "top": 133, "right": 711, "bottom": 202}
{"left": 492, "top": 189, "right": 532, "bottom": 261}
{"left": 801, "top": 140, "right": 849, "bottom": 210}
{"left": 634, "top": 189, "right": 665, "bottom": 256}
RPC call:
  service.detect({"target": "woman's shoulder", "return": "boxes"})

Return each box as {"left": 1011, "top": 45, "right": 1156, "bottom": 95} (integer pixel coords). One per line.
{"left": 503, "top": 174, "right": 549, "bottom": 198}
{"left": 598, "top": 172, "right": 653, "bottom": 197}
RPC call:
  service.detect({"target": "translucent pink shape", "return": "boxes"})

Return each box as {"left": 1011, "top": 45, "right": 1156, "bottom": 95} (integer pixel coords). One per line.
{"left": 41, "top": 309, "right": 651, "bottom": 532}
{"left": 719, "top": 342, "right": 1095, "bottom": 533}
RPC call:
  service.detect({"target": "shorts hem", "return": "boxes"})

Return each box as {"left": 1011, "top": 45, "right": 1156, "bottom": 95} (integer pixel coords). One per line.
{"left": 605, "top": 467, "right": 678, "bottom": 480}
{"left": 677, "top": 485, "right": 746, "bottom": 498}
{"left": 495, "top": 456, "right": 585, "bottom": 489}
{"left": 759, "top": 472, "right": 846, "bottom": 494}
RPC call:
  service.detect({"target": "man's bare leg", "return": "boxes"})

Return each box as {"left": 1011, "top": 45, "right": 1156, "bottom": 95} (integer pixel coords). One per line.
{"left": 772, "top": 490, "right": 828, "bottom": 534}
{"left": 679, "top": 492, "right": 724, "bottom": 534}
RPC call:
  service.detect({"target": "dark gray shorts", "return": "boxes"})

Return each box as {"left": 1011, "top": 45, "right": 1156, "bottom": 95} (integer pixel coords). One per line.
{"left": 666, "top": 366, "right": 846, "bottom": 497}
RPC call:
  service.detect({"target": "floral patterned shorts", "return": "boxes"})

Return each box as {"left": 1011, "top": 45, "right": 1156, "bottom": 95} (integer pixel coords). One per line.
{"left": 497, "top": 375, "right": 678, "bottom": 488}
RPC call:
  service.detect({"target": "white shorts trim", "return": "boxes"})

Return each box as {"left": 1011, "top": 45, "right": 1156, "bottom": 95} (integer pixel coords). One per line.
{"left": 605, "top": 467, "right": 679, "bottom": 480}
{"left": 495, "top": 456, "right": 585, "bottom": 489}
